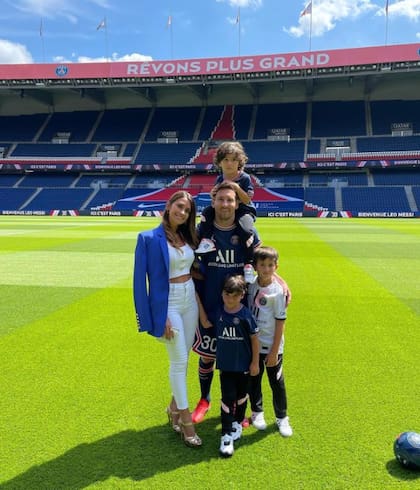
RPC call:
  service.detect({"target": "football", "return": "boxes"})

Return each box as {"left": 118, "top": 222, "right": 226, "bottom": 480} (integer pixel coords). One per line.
{"left": 394, "top": 432, "right": 420, "bottom": 470}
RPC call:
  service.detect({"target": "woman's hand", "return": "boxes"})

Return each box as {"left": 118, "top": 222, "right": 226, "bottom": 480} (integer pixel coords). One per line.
{"left": 163, "top": 319, "right": 175, "bottom": 340}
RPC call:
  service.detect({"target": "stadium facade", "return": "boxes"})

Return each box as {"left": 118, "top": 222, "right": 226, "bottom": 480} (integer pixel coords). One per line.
{"left": 0, "top": 43, "right": 419, "bottom": 217}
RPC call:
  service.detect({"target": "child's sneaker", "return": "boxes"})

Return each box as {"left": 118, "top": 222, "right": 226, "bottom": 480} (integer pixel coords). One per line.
{"left": 219, "top": 434, "right": 234, "bottom": 457}
{"left": 251, "top": 411, "right": 267, "bottom": 430}
{"left": 195, "top": 238, "right": 216, "bottom": 254}
{"left": 276, "top": 416, "right": 293, "bottom": 437}
{"left": 243, "top": 264, "right": 256, "bottom": 284}
{"left": 231, "top": 421, "right": 243, "bottom": 441}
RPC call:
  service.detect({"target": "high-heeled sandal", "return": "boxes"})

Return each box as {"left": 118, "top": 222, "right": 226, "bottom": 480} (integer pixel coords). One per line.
{"left": 166, "top": 407, "right": 181, "bottom": 433}
{"left": 179, "top": 420, "right": 202, "bottom": 448}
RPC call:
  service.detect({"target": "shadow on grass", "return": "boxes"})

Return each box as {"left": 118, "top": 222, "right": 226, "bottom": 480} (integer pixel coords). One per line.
{"left": 385, "top": 459, "right": 420, "bottom": 481}
{"left": 0, "top": 416, "right": 269, "bottom": 489}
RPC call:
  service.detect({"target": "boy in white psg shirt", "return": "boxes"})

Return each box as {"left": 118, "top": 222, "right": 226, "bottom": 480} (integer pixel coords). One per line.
{"left": 247, "top": 246, "right": 293, "bottom": 437}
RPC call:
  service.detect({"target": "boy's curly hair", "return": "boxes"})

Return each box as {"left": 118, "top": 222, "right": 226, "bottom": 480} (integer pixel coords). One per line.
{"left": 213, "top": 141, "right": 248, "bottom": 171}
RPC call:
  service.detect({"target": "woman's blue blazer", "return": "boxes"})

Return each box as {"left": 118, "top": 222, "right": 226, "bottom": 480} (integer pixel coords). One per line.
{"left": 133, "top": 223, "right": 170, "bottom": 338}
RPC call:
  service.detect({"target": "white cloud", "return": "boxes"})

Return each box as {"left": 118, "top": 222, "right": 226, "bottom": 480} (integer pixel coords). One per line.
{"left": 11, "top": 0, "right": 110, "bottom": 22}
{"left": 216, "top": 0, "right": 262, "bottom": 8}
{"left": 285, "top": 0, "right": 377, "bottom": 38}
{"left": 53, "top": 52, "right": 153, "bottom": 63}
{"left": 386, "top": 0, "right": 420, "bottom": 20}
{"left": 0, "top": 39, "right": 33, "bottom": 63}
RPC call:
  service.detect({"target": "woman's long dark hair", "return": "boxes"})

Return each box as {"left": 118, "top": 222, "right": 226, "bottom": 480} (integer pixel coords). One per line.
{"left": 162, "top": 191, "right": 198, "bottom": 249}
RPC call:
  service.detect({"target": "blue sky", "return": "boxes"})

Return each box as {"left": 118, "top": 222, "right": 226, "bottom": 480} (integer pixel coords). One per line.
{"left": 1, "top": 0, "right": 420, "bottom": 64}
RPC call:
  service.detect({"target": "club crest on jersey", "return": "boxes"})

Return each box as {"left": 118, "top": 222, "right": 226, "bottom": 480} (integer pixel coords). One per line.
{"left": 230, "top": 235, "right": 240, "bottom": 245}
{"left": 259, "top": 295, "right": 268, "bottom": 306}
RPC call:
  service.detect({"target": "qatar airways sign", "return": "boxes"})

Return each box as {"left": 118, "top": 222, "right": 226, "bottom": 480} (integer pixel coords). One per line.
{"left": 126, "top": 53, "right": 330, "bottom": 76}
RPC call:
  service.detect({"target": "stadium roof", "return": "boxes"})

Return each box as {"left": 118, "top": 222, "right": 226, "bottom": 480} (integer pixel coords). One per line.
{"left": 0, "top": 43, "right": 419, "bottom": 114}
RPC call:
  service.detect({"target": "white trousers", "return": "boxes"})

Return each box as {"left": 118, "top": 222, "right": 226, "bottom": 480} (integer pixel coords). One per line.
{"left": 164, "top": 279, "right": 198, "bottom": 410}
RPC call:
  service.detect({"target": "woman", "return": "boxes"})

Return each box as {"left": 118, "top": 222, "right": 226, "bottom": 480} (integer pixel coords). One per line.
{"left": 133, "top": 190, "right": 202, "bottom": 448}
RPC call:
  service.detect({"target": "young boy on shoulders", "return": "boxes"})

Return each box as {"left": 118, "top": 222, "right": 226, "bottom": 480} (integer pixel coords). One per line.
{"left": 196, "top": 141, "right": 257, "bottom": 284}
{"left": 247, "top": 246, "right": 293, "bottom": 437}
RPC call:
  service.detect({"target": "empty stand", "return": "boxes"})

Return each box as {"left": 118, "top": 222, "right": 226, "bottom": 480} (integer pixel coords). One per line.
{"left": 311, "top": 101, "right": 366, "bottom": 137}
{"left": 38, "top": 111, "right": 99, "bottom": 142}
{"left": 145, "top": 107, "right": 201, "bottom": 141}
{"left": 0, "top": 114, "right": 47, "bottom": 141}
{"left": 342, "top": 187, "right": 410, "bottom": 213}
{"left": 253, "top": 103, "right": 307, "bottom": 139}
{"left": 371, "top": 100, "right": 420, "bottom": 135}
{"left": 0, "top": 188, "right": 36, "bottom": 210}
{"left": 134, "top": 142, "right": 200, "bottom": 165}
{"left": 305, "top": 188, "right": 336, "bottom": 211}
{"left": 11, "top": 143, "right": 96, "bottom": 157}
{"left": 18, "top": 173, "right": 77, "bottom": 187}
{"left": 23, "top": 188, "right": 92, "bottom": 211}
{"left": 92, "top": 108, "right": 150, "bottom": 141}
{"left": 244, "top": 140, "right": 305, "bottom": 163}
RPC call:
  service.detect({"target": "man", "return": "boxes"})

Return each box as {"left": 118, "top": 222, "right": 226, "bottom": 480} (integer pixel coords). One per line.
{"left": 192, "top": 181, "right": 290, "bottom": 423}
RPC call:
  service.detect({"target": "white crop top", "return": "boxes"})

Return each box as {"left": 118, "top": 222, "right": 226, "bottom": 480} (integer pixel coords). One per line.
{"left": 167, "top": 242, "right": 195, "bottom": 279}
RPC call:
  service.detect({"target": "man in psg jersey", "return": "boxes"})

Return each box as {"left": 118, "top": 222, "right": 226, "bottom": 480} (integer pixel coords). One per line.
{"left": 192, "top": 182, "right": 290, "bottom": 424}
{"left": 192, "top": 182, "right": 260, "bottom": 423}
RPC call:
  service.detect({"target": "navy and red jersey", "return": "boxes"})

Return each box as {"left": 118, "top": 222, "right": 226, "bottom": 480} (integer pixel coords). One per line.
{"left": 215, "top": 305, "right": 259, "bottom": 372}
{"left": 195, "top": 222, "right": 261, "bottom": 325}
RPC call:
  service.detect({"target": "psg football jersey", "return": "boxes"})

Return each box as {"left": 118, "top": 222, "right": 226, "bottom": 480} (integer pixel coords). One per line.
{"left": 247, "top": 280, "right": 287, "bottom": 354}
{"left": 197, "top": 222, "right": 260, "bottom": 324}
{"left": 215, "top": 305, "right": 259, "bottom": 372}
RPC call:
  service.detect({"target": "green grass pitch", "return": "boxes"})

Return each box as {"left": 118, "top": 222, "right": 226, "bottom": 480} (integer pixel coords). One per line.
{"left": 1, "top": 216, "right": 419, "bottom": 489}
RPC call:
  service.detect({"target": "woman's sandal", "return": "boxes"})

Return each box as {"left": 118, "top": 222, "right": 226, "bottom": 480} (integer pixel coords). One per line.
{"left": 179, "top": 420, "right": 202, "bottom": 448}
{"left": 166, "top": 407, "right": 181, "bottom": 433}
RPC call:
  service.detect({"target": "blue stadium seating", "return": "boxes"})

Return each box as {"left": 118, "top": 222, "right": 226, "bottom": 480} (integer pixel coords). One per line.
{"left": 0, "top": 114, "right": 47, "bottom": 141}
{"left": 134, "top": 142, "right": 200, "bottom": 165}
{"left": 357, "top": 136, "right": 420, "bottom": 153}
{"left": 305, "top": 188, "right": 336, "bottom": 210}
{"left": 198, "top": 106, "right": 225, "bottom": 140}
{"left": 123, "top": 143, "right": 138, "bottom": 157}
{"left": 145, "top": 107, "right": 201, "bottom": 141}
{"left": 87, "top": 188, "right": 126, "bottom": 209}
{"left": 23, "top": 188, "right": 92, "bottom": 210}
{"left": 372, "top": 170, "right": 420, "bottom": 186}
{"left": 253, "top": 103, "right": 306, "bottom": 139}
{"left": 342, "top": 187, "right": 410, "bottom": 212}
{"left": 0, "top": 174, "right": 22, "bottom": 187}
{"left": 370, "top": 100, "right": 420, "bottom": 135}
{"left": 233, "top": 105, "right": 253, "bottom": 140}
{"left": 11, "top": 143, "right": 96, "bottom": 157}
{"left": 243, "top": 140, "right": 305, "bottom": 163}
{"left": 38, "top": 111, "right": 98, "bottom": 142}
{"left": 411, "top": 187, "right": 420, "bottom": 210}
{"left": 308, "top": 172, "right": 368, "bottom": 186}
{"left": 0, "top": 188, "right": 35, "bottom": 209}
{"left": 75, "top": 174, "right": 132, "bottom": 188}
{"left": 18, "top": 174, "right": 77, "bottom": 187}
{"left": 92, "top": 108, "right": 150, "bottom": 141}
{"left": 130, "top": 174, "right": 179, "bottom": 187}
{"left": 311, "top": 101, "right": 366, "bottom": 137}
